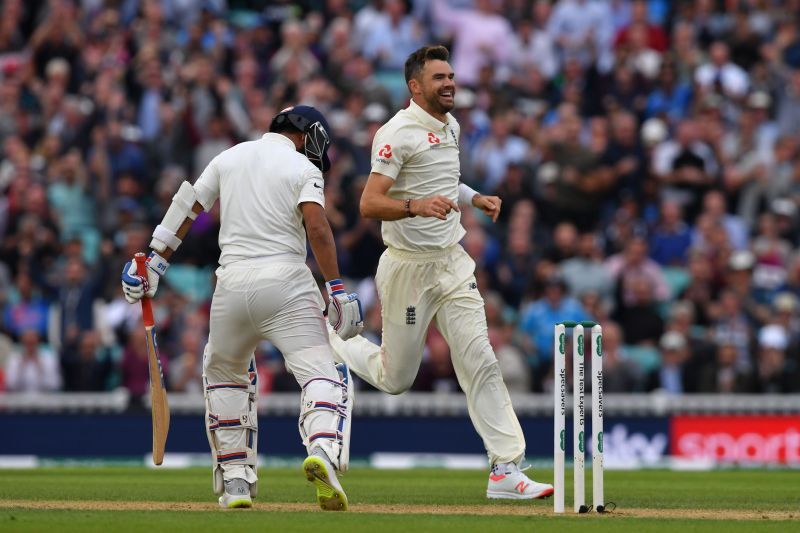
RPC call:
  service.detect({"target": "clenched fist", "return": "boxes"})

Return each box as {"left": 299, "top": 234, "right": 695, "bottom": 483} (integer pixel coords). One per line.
{"left": 410, "top": 195, "right": 460, "bottom": 220}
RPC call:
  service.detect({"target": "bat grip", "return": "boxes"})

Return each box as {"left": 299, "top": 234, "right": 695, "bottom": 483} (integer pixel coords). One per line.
{"left": 135, "top": 252, "right": 155, "bottom": 327}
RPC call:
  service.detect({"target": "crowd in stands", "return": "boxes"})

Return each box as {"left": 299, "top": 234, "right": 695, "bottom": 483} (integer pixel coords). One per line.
{"left": 1, "top": 0, "right": 800, "bottom": 398}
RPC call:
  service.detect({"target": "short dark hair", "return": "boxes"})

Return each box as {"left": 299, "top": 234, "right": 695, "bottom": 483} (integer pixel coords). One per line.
{"left": 404, "top": 45, "right": 450, "bottom": 84}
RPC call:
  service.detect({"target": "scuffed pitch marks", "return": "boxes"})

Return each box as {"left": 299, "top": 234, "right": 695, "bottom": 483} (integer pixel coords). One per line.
{"left": 0, "top": 500, "right": 796, "bottom": 521}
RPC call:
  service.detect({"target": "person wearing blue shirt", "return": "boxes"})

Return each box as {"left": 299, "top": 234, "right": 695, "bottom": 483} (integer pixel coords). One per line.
{"left": 519, "top": 273, "right": 589, "bottom": 376}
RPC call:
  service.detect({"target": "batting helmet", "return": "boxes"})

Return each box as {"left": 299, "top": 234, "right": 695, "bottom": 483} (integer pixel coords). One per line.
{"left": 269, "top": 105, "right": 332, "bottom": 172}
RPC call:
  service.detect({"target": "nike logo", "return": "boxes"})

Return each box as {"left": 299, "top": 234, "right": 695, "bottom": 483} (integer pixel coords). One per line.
{"left": 313, "top": 183, "right": 323, "bottom": 189}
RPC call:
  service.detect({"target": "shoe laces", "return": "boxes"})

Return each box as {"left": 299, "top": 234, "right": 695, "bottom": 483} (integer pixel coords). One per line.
{"left": 493, "top": 461, "right": 531, "bottom": 476}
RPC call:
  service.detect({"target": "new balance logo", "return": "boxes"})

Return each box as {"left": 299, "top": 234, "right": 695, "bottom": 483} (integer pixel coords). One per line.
{"left": 406, "top": 306, "right": 416, "bottom": 325}
{"left": 515, "top": 481, "right": 529, "bottom": 493}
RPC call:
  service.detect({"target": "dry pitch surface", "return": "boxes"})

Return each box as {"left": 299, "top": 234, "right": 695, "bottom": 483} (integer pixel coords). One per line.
{"left": 1, "top": 499, "right": 797, "bottom": 521}
{"left": 0, "top": 467, "right": 798, "bottom": 531}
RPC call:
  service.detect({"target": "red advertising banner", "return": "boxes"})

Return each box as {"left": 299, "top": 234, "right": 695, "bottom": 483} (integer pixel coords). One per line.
{"left": 672, "top": 415, "right": 800, "bottom": 465}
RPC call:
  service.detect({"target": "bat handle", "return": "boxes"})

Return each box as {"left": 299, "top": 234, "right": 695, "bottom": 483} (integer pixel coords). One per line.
{"left": 135, "top": 252, "right": 155, "bottom": 327}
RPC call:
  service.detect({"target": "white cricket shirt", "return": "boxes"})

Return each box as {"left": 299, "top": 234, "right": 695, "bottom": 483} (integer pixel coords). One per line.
{"left": 371, "top": 99, "right": 465, "bottom": 251}
{"left": 193, "top": 133, "right": 325, "bottom": 267}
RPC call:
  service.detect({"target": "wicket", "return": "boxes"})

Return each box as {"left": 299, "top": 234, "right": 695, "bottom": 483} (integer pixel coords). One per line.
{"left": 553, "top": 320, "right": 604, "bottom": 514}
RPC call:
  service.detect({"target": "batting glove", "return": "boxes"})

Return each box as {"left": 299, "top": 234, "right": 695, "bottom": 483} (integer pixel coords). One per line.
{"left": 121, "top": 252, "right": 169, "bottom": 304}
{"left": 326, "top": 279, "right": 364, "bottom": 341}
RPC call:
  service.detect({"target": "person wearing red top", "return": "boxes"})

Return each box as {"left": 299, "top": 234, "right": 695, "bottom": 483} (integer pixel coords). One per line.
{"left": 614, "top": 0, "right": 668, "bottom": 53}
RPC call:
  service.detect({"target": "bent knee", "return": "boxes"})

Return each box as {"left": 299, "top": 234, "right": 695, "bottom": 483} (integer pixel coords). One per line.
{"left": 380, "top": 373, "right": 416, "bottom": 395}
{"left": 383, "top": 382, "right": 412, "bottom": 395}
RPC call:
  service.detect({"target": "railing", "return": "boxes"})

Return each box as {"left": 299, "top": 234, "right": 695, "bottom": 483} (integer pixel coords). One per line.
{"left": 2, "top": 391, "right": 800, "bottom": 415}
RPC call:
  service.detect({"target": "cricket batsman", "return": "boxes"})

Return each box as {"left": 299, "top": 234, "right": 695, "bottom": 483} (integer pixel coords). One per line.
{"left": 121, "top": 106, "right": 364, "bottom": 511}
{"left": 328, "top": 45, "right": 554, "bottom": 499}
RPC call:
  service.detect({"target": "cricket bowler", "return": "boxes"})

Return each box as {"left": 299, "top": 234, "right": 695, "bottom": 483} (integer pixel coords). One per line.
{"left": 328, "top": 45, "right": 554, "bottom": 500}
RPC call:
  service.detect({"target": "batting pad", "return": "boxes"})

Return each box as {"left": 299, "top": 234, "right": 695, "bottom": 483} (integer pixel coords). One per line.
{"left": 204, "top": 380, "right": 258, "bottom": 495}
{"left": 299, "top": 371, "right": 351, "bottom": 471}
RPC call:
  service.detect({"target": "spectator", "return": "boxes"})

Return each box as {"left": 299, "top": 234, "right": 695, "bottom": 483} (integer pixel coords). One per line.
{"left": 509, "top": 14, "right": 558, "bottom": 81}
{"left": 753, "top": 324, "right": 799, "bottom": 393}
{"left": 0, "top": 2, "right": 799, "bottom": 398}
{"left": 602, "top": 110, "right": 648, "bottom": 200}
{"left": 605, "top": 236, "right": 671, "bottom": 307}
{"left": 61, "top": 329, "right": 113, "bottom": 391}
{"left": 362, "top": 0, "right": 426, "bottom": 72}
{"left": 430, "top": 0, "right": 514, "bottom": 87}
{"left": 649, "top": 199, "right": 693, "bottom": 266}
{"left": 594, "top": 321, "right": 644, "bottom": 392}
{"left": 484, "top": 291, "right": 530, "bottom": 393}
{"left": 519, "top": 273, "right": 589, "bottom": 370}
{"left": 5, "top": 329, "right": 61, "bottom": 392}
{"left": 709, "top": 288, "right": 753, "bottom": 374}
{"left": 169, "top": 329, "right": 203, "bottom": 393}
{"left": 614, "top": 275, "right": 665, "bottom": 346}
{"left": 3, "top": 271, "right": 50, "bottom": 339}
{"left": 645, "top": 331, "right": 693, "bottom": 393}
{"left": 693, "top": 190, "right": 748, "bottom": 252}
{"left": 696, "top": 340, "right": 753, "bottom": 393}
{"left": 473, "top": 109, "right": 530, "bottom": 192}
{"left": 614, "top": 0, "right": 668, "bottom": 53}
{"left": 775, "top": 69, "right": 800, "bottom": 138}
{"left": 493, "top": 224, "right": 538, "bottom": 310}
{"left": 547, "top": 0, "right": 614, "bottom": 73}
{"left": 645, "top": 60, "right": 693, "bottom": 123}
{"left": 560, "top": 231, "right": 614, "bottom": 307}
{"left": 45, "top": 256, "right": 110, "bottom": 350}
{"left": 652, "top": 120, "right": 720, "bottom": 220}
{"left": 121, "top": 325, "right": 157, "bottom": 399}
{"left": 546, "top": 104, "right": 616, "bottom": 230}
{"left": 694, "top": 41, "right": 749, "bottom": 100}
{"left": 268, "top": 20, "right": 320, "bottom": 84}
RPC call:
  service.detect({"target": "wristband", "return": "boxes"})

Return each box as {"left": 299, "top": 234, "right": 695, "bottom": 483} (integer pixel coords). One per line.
{"left": 326, "top": 279, "right": 345, "bottom": 296}
{"left": 405, "top": 199, "right": 416, "bottom": 218}
{"left": 458, "top": 183, "right": 479, "bottom": 204}
{"left": 146, "top": 251, "right": 169, "bottom": 276}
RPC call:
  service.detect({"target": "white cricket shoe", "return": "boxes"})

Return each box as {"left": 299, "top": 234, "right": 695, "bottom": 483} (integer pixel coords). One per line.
{"left": 486, "top": 462, "right": 554, "bottom": 500}
{"left": 218, "top": 478, "right": 253, "bottom": 509}
{"left": 303, "top": 451, "right": 349, "bottom": 511}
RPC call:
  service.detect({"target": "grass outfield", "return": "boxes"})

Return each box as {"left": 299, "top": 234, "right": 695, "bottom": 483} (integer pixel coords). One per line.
{"left": 0, "top": 467, "right": 797, "bottom": 531}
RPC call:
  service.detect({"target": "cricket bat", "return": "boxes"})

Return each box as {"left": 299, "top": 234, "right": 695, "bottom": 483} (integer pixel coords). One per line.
{"left": 135, "top": 253, "right": 170, "bottom": 466}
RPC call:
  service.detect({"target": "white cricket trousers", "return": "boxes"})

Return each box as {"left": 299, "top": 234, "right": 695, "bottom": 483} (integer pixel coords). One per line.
{"left": 203, "top": 258, "right": 340, "bottom": 482}
{"left": 329, "top": 244, "right": 526, "bottom": 465}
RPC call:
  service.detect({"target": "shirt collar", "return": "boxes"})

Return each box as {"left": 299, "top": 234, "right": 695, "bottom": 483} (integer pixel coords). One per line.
{"left": 262, "top": 132, "right": 297, "bottom": 149}
{"left": 408, "top": 99, "right": 450, "bottom": 130}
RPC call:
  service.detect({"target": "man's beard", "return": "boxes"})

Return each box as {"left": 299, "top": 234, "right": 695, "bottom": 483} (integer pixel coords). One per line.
{"left": 425, "top": 90, "right": 455, "bottom": 114}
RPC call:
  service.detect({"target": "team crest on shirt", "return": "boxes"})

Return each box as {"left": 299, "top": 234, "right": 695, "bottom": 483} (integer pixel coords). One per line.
{"left": 375, "top": 144, "right": 392, "bottom": 165}
{"left": 428, "top": 132, "right": 448, "bottom": 149}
